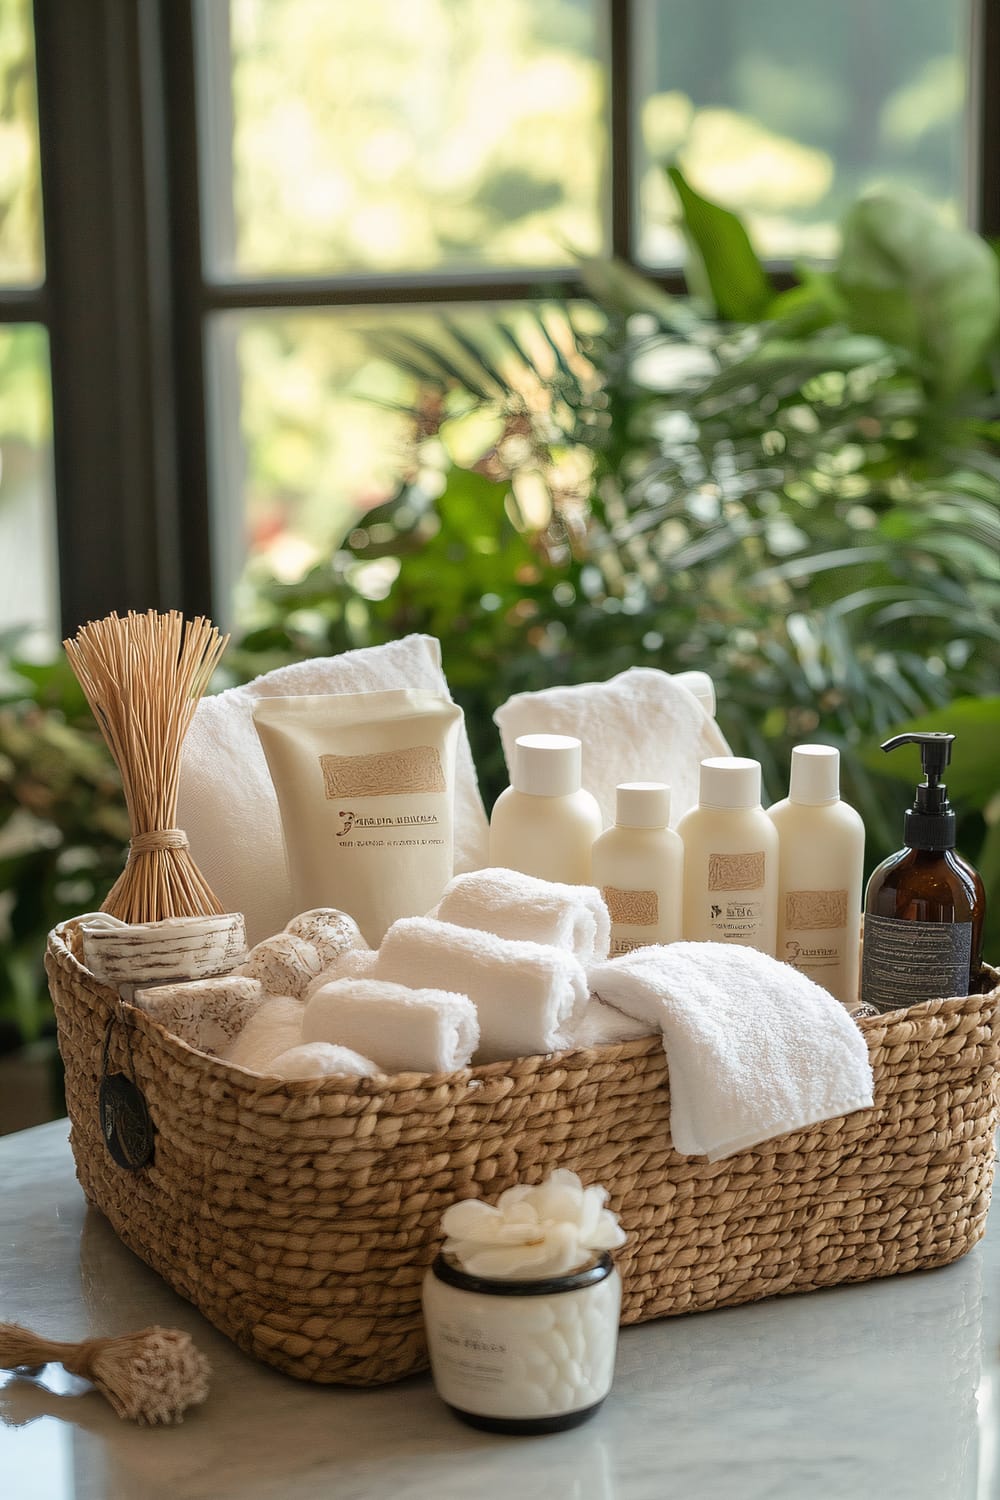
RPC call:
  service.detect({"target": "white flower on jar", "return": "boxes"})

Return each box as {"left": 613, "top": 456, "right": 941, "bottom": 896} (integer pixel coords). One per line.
{"left": 440, "top": 1168, "right": 627, "bottom": 1279}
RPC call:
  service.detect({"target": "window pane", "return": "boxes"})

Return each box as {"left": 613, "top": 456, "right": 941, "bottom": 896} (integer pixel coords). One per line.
{"left": 197, "top": 0, "right": 607, "bottom": 277}
{"left": 0, "top": 325, "right": 58, "bottom": 641}
{"left": 0, "top": 0, "right": 43, "bottom": 285}
{"left": 206, "top": 304, "right": 586, "bottom": 623}
{"left": 634, "top": 0, "right": 968, "bottom": 264}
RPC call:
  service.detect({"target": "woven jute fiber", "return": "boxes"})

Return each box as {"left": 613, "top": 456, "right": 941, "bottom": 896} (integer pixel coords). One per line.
{"left": 46, "top": 920, "right": 1000, "bottom": 1387}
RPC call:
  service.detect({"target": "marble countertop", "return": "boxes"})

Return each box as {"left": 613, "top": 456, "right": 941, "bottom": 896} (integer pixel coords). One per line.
{"left": 1, "top": 1120, "right": 996, "bottom": 1500}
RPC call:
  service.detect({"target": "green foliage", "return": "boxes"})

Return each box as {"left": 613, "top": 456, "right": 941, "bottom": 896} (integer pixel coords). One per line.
{"left": 0, "top": 640, "right": 127, "bottom": 1045}
{"left": 666, "top": 165, "right": 773, "bottom": 321}
{"left": 835, "top": 193, "right": 1000, "bottom": 396}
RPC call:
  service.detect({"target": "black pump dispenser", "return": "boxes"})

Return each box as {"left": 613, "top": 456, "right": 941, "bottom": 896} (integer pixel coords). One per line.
{"left": 881, "top": 732, "right": 956, "bottom": 851}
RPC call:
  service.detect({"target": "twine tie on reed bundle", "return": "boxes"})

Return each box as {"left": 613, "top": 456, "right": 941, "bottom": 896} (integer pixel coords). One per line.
{"left": 0, "top": 1322, "right": 210, "bottom": 1425}
{"left": 64, "top": 611, "right": 229, "bottom": 924}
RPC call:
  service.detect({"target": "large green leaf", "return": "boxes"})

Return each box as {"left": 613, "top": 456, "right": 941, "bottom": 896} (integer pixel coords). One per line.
{"left": 836, "top": 192, "right": 1000, "bottom": 397}
{"left": 860, "top": 697, "right": 1000, "bottom": 806}
{"left": 667, "top": 165, "right": 772, "bottom": 323}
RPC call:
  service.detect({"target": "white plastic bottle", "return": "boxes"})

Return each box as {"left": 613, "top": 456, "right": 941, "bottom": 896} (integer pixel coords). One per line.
{"left": 676, "top": 758, "right": 778, "bottom": 954}
{"left": 489, "top": 734, "right": 603, "bottom": 884}
{"left": 768, "top": 744, "right": 865, "bottom": 1008}
{"left": 591, "top": 783, "right": 684, "bottom": 956}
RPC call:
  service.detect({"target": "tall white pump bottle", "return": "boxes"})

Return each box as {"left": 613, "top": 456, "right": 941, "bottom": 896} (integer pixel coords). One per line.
{"left": 767, "top": 744, "right": 865, "bottom": 1008}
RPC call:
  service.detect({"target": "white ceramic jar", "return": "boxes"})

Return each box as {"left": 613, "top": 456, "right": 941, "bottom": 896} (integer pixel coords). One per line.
{"left": 422, "top": 1251, "right": 621, "bottom": 1434}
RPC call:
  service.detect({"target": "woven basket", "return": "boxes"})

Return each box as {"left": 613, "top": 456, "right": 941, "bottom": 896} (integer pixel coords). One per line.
{"left": 46, "top": 919, "right": 1000, "bottom": 1386}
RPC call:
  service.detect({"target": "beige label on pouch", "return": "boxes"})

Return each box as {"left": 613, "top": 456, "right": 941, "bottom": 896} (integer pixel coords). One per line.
{"left": 320, "top": 745, "right": 445, "bottom": 799}
{"left": 602, "top": 886, "right": 659, "bottom": 926}
{"left": 708, "top": 851, "right": 765, "bottom": 892}
{"left": 785, "top": 889, "right": 848, "bottom": 931}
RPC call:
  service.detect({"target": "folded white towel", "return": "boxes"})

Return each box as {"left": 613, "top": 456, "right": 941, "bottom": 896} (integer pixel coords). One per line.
{"left": 303, "top": 977, "right": 479, "bottom": 1074}
{"left": 224, "top": 995, "right": 304, "bottom": 1074}
{"left": 588, "top": 942, "right": 874, "bottom": 1161}
{"left": 436, "top": 868, "right": 610, "bottom": 965}
{"left": 268, "top": 1041, "right": 381, "bottom": 1081}
{"left": 565, "top": 997, "right": 655, "bottom": 1049}
{"left": 495, "top": 666, "right": 731, "bottom": 830}
{"left": 376, "top": 916, "right": 589, "bottom": 1063}
{"left": 177, "top": 635, "right": 490, "bottom": 945}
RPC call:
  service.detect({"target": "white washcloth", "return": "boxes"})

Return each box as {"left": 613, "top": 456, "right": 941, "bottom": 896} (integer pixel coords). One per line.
{"left": 495, "top": 666, "right": 731, "bottom": 830}
{"left": 565, "top": 997, "right": 656, "bottom": 1049}
{"left": 268, "top": 1041, "right": 381, "bottom": 1081}
{"left": 436, "top": 868, "right": 610, "bottom": 964}
{"left": 303, "top": 978, "right": 478, "bottom": 1073}
{"left": 178, "top": 634, "right": 490, "bottom": 944}
{"left": 376, "top": 916, "right": 589, "bottom": 1063}
{"left": 224, "top": 995, "right": 304, "bottom": 1074}
{"left": 588, "top": 942, "right": 874, "bottom": 1161}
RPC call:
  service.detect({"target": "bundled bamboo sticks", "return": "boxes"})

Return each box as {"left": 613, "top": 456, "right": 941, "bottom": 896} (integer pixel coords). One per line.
{"left": 64, "top": 610, "right": 229, "bottom": 923}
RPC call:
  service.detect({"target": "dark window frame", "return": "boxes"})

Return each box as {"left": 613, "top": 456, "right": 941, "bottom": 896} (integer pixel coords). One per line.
{"left": 4, "top": 0, "right": 996, "bottom": 637}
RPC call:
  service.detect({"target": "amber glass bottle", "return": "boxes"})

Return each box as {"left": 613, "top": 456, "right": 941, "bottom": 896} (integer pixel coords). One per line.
{"left": 861, "top": 733, "right": 985, "bottom": 1012}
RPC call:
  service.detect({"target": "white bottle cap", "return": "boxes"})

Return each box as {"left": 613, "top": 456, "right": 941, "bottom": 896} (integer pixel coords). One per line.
{"left": 788, "top": 744, "right": 841, "bottom": 805}
{"left": 616, "top": 782, "right": 671, "bottom": 829}
{"left": 698, "top": 757, "right": 761, "bottom": 810}
{"left": 673, "top": 670, "right": 717, "bottom": 718}
{"left": 512, "top": 734, "right": 583, "bottom": 797}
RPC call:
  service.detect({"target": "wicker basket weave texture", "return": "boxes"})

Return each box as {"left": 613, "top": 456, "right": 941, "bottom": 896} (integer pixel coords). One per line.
{"left": 46, "top": 920, "right": 1000, "bottom": 1387}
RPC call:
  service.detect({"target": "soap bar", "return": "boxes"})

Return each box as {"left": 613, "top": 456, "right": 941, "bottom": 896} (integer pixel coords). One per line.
{"left": 237, "top": 932, "right": 325, "bottom": 999}
{"left": 133, "top": 974, "right": 263, "bottom": 1054}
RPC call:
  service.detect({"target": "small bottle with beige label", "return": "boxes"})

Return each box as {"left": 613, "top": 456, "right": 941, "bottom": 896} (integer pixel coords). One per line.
{"left": 767, "top": 745, "right": 865, "bottom": 1007}
{"left": 676, "top": 758, "right": 778, "bottom": 954}
{"left": 489, "top": 734, "right": 603, "bottom": 885}
{"left": 591, "top": 783, "right": 683, "bottom": 956}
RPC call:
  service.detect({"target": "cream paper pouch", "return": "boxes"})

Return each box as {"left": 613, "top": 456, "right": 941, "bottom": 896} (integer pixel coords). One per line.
{"left": 253, "top": 690, "right": 462, "bottom": 946}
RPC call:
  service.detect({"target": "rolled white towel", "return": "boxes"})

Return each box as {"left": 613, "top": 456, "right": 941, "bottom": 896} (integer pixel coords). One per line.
{"left": 376, "top": 917, "right": 589, "bottom": 1063}
{"left": 268, "top": 1041, "right": 381, "bottom": 1080}
{"left": 436, "top": 868, "right": 611, "bottom": 964}
{"left": 303, "top": 978, "right": 478, "bottom": 1074}
{"left": 224, "top": 995, "right": 304, "bottom": 1074}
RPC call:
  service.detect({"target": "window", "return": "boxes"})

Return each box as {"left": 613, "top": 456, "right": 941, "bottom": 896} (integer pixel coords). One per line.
{"left": 12, "top": 0, "right": 999, "bottom": 636}
{"left": 0, "top": 1, "right": 57, "bottom": 645}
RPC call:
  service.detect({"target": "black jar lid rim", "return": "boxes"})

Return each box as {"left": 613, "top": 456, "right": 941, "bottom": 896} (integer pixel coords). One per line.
{"left": 431, "top": 1250, "right": 614, "bottom": 1297}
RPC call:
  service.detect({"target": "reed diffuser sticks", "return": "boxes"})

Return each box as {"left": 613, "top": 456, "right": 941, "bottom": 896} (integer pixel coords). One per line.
{"left": 65, "top": 610, "right": 229, "bottom": 924}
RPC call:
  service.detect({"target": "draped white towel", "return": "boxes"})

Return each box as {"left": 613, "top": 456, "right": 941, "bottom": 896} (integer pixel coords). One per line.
{"left": 375, "top": 916, "right": 590, "bottom": 1063}
{"left": 303, "top": 978, "right": 479, "bottom": 1074}
{"left": 495, "top": 666, "right": 731, "bottom": 831}
{"left": 564, "top": 997, "right": 655, "bottom": 1049}
{"left": 177, "top": 634, "right": 490, "bottom": 945}
{"left": 436, "top": 868, "right": 611, "bottom": 965}
{"left": 588, "top": 942, "right": 874, "bottom": 1162}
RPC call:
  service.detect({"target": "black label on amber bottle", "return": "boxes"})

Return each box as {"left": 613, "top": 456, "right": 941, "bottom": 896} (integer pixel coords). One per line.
{"left": 861, "top": 915, "right": 972, "bottom": 1012}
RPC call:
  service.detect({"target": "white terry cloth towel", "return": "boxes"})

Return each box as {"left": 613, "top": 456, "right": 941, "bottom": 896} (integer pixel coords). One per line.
{"left": 565, "top": 997, "right": 656, "bottom": 1050}
{"left": 376, "top": 916, "right": 590, "bottom": 1063}
{"left": 495, "top": 666, "right": 731, "bottom": 831}
{"left": 268, "top": 1041, "right": 381, "bottom": 1081}
{"left": 177, "top": 634, "right": 490, "bottom": 945}
{"left": 588, "top": 942, "right": 874, "bottom": 1162}
{"left": 436, "top": 868, "right": 611, "bottom": 964}
{"left": 303, "top": 978, "right": 479, "bottom": 1074}
{"left": 223, "top": 996, "right": 305, "bottom": 1074}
